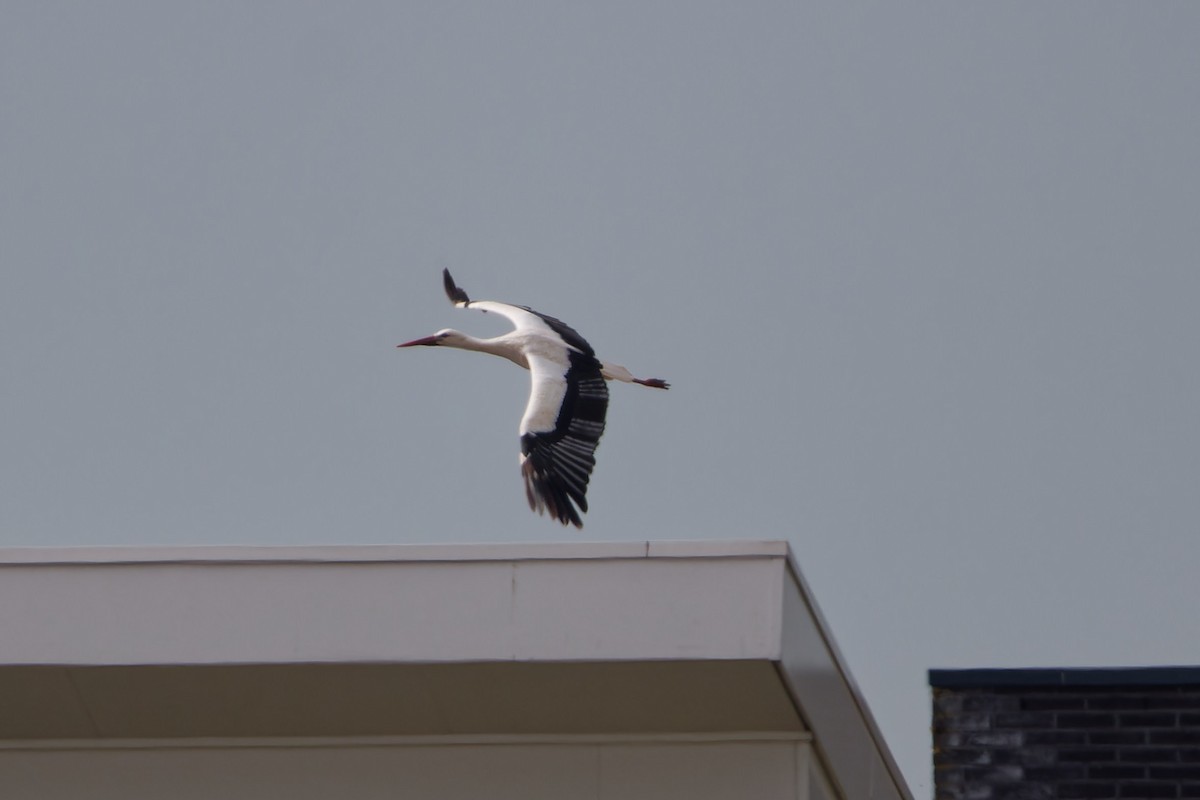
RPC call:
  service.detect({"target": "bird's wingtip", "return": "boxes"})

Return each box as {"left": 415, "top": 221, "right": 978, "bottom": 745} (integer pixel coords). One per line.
{"left": 442, "top": 269, "right": 471, "bottom": 306}
{"left": 521, "top": 457, "right": 586, "bottom": 528}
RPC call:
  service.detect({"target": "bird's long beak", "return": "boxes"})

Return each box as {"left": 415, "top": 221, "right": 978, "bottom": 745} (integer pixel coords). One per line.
{"left": 397, "top": 335, "right": 440, "bottom": 348}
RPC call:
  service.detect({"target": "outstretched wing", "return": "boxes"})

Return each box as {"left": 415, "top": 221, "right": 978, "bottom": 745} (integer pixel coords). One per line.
{"left": 518, "top": 349, "right": 609, "bottom": 528}
{"left": 442, "top": 269, "right": 595, "bottom": 356}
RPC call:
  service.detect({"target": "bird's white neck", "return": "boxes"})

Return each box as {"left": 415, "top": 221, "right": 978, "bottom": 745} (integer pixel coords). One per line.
{"left": 443, "top": 331, "right": 529, "bottom": 369}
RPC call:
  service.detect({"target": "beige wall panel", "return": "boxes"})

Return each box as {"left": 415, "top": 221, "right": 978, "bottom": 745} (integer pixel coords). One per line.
{"left": 0, "top": 741, "right": 804, "bottom": 800}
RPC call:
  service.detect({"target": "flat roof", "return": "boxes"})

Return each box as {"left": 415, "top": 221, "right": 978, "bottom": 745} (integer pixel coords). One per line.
{"left": 1, "top": 540, "right": 910, "bottom": 800}
{"left": 930, "top": 666, "right": 1200, "bottom": 688}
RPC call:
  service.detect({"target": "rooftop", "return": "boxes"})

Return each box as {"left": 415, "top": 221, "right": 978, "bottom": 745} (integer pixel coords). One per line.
{"left": 930, "top": 666, "right": 1200, "bottom": 688}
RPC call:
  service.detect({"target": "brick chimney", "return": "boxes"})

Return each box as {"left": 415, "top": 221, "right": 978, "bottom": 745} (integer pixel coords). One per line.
{"left": 930, "top": 667, "right": 1200, "bottom": 799}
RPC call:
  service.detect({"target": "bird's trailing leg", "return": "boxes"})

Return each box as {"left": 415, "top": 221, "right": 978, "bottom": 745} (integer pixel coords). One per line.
{"left": 600, "top": 362, "right": 670, "bottom": 390}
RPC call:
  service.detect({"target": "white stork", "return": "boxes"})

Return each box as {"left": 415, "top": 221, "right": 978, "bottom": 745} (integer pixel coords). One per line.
{"left": 398, "top": 270, "right": 669, "bottom": 528}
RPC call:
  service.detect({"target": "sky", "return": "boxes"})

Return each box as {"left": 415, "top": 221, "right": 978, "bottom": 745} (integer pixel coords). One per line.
{"left": 3, "top": 2, "right": 1199, "bottom": 794}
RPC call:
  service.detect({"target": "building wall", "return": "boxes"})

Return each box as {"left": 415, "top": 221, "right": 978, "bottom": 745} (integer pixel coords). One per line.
{"left": 1, "top": 736, "right": 831, "bottom": 800}
{"left": 931, "top": 670, "right": 1200, "bottom": 800}
{"left": 0, "top": 542, "right": 903, "bottom": 800}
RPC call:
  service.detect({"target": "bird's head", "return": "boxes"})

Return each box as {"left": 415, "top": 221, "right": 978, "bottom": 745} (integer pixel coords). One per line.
{"left": 397, "top": 329, "right": 459, "bottom": 348}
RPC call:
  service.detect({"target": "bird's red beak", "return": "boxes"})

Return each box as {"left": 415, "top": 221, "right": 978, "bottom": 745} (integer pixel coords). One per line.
{"left": 397, "top": 335, "right": 440, "bottom": 348}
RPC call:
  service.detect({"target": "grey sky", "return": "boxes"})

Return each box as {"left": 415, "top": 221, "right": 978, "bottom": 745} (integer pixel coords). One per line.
{"left": 3, "top": 3, "right": 1199, "bottom": 793}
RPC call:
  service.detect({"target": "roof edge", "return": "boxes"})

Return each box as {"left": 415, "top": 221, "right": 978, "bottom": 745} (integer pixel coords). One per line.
{"left": 0, "top": 540, "right": 790, "bottom": 567}
{"left": 930, "top": 666, "right": 1200, "bottom": 688}
{"left": 781, "top": 548, "right": 915, "bottom": 800}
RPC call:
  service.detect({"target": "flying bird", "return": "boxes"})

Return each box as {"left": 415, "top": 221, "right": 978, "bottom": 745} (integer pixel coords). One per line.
{"left": 398, "top": 270, "right": 668, "bottom": 528}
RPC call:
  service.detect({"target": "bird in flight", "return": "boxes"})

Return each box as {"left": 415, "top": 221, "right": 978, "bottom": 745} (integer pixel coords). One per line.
{"left": 398, "top": 270, "right": 669, "bottom": 528}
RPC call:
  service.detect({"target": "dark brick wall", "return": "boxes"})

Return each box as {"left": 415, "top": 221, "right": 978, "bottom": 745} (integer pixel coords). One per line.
{"left": 931, "top": 675, "right": 1200, "bottom": 800}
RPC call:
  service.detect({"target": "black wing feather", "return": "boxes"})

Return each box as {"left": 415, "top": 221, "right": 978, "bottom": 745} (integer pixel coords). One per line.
{"left": 443, "top": 269, "right": 471, "bottom": 305}
{"left": 520, "top": 308, "right": 595, "bottom": 356}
